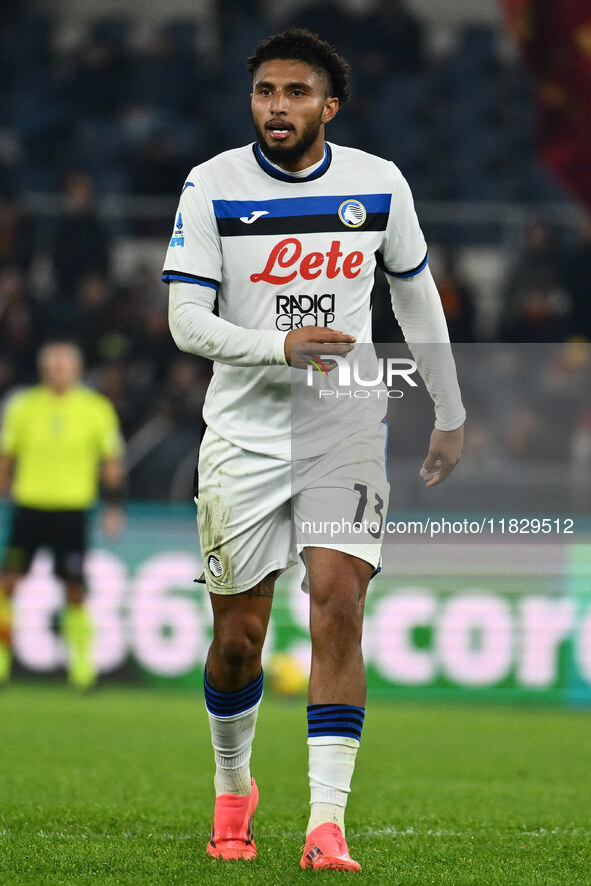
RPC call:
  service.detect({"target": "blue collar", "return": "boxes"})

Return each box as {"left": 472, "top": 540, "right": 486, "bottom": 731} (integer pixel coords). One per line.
{"left": 252, "top": 143, "right": 332, "bottom": 183}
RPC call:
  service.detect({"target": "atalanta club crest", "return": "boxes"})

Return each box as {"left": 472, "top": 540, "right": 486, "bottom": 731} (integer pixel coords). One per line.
{"left": 207, "top": 553, "right": 224, "bottom": 579}
{"left": 338, "top": 199, "right": 367, "bottom": 228}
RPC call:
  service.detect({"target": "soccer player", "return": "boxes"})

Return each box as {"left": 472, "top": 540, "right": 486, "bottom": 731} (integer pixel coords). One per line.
{"left": 0, "top": 341, "right": 125, "bottom": 690}
{"left": 163, "top": 29, "right": 465, "bottom": 872}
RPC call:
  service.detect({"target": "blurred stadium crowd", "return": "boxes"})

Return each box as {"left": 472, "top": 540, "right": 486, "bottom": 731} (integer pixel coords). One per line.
{"left": 1, "top": 0, "right": 590, "bottom": 499}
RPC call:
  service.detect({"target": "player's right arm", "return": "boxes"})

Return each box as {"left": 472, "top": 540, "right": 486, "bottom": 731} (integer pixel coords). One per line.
{"left": 0, "top": 392, "right": 22, "bottom": 498}
{"left": 169, "top": 281, "right": 355, "bottom": 367}
{"left": 0, "top": 455, "right": 14, "bottom": 498}
{"left": 165, "top": 174, "right": 355, "bottom": 368}
{"left": 164, "top": 175, "right": 287, "bottom": 366}
{"left": 169, "top": 279, "right": 287, "bottom": 365}
{"left": 283, "top": 327, "right": 355, "bottom": 367}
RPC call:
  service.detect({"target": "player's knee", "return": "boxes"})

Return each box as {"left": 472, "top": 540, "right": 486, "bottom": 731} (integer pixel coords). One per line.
{"left": 217, "top": 617, "right": 266, "bottom": 669}
{"left": 310, "top": 589, "right": 365, "bottom": 646}
{"left": 311, "top": 574, "right": 366, "bottom": 617}
{"left": 65, "top": 582, "right": 85, "bottom": 605}
{"left": 0, "top": 572, "right": 21, "bottom": 596}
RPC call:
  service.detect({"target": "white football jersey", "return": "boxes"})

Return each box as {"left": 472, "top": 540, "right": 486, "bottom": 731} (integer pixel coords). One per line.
{"left": 162, "top": 142, "right": 429, "bottom": 458}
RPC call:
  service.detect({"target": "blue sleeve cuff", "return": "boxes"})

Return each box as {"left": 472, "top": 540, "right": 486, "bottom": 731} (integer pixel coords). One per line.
{"left": 383, "top": 250, "right": 429, "bottom": 279}
{"left": 162, "top": 271, "right": 219, "bottom": 290}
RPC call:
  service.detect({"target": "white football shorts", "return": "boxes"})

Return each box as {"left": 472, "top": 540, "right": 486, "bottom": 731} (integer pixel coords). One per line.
{"left": 196, "top": 422, "right": 389, "bottom": 595}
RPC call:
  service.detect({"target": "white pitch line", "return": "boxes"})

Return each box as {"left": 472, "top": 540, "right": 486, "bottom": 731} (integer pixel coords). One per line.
{"left": 0, "top": 826, "right": 583, "bottom": 841}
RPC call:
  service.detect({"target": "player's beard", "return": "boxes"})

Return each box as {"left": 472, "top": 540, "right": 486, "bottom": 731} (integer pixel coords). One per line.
{"left": 254, "top": 113, "right": 324, "bottom": 168}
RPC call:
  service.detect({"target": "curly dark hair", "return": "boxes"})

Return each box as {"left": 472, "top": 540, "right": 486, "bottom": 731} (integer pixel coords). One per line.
{"left": 246, "top": 28, "right": 351, "bottom": 105}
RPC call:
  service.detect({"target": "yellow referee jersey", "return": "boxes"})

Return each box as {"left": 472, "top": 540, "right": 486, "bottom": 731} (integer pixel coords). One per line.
{"left": 0, "top": 385, "right": 123, "bottom": 510}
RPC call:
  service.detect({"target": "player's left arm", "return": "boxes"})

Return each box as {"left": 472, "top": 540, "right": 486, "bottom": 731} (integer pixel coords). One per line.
{"left": 388, "top": 266, "right": 465, "bottom": 486}
{"left": 100, "top": 456, "right": 126, "bottom": 537}
{"left": 420, "top": 426, "right": 464, "bottom": 488}
{"left": 96, "top": 397, "right": 126, "bottom": 536}
{"left": 381, "top": 168, "right": 465, "bottom": 486}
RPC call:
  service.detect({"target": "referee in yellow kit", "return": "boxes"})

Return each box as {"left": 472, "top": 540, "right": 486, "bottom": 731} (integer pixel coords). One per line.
{"left": 0, "top": 341, "right": 125, "bottom": 689}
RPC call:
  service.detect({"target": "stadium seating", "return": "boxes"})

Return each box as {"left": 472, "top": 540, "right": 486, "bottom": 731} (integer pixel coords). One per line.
{"left": 0, "top": 12, "right": 572, "bottom": 212}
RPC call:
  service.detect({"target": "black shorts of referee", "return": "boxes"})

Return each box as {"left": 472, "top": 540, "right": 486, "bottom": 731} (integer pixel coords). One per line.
{"left": 2, "top": 506, "right": 87, "bottom": 583}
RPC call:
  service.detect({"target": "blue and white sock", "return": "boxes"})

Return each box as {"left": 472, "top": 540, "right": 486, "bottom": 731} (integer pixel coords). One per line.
{"left": 204, "top": 670, "right": 264, "bottom": 797}
{"left": 306, "top": 704, "right": 365, "bottom": 836}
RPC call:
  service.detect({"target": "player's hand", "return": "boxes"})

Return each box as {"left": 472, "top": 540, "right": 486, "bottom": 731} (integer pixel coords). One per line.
{"left": 284, "top": 327, "right": 356, "bottom": 369}
{"left": 101, "top": 504, "right": 125, "bottom": 538}
{"left": 420, "top": 425, "right": 464, "bottom": 488}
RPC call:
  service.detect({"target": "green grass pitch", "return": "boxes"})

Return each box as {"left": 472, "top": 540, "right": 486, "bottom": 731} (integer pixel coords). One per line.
{"left": 1, "top": 685, "right": 591, "bottom": 885}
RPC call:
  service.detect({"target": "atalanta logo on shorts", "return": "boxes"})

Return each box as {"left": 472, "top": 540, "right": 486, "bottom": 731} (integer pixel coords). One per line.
{"left": 338, "top": 199, "right": 367, "bottom": 228}
{"left": 207, "top": 553, "right": 224, "bottom": 579}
